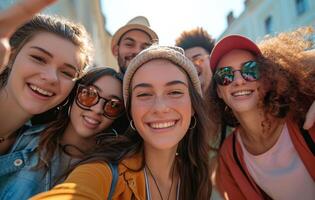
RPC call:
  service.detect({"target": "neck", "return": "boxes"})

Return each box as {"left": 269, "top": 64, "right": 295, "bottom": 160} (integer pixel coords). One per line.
{"left": 61, "top": 123, "right": 96, "bottom": 157}
{"left": 0, "top": 89, "right": 31, "bottom": 138}
{"left": 235, "top": 109, "right": 285, "bottom": 155}
{"left": 144, "top": 144, "right": 177, "bottom": 177}
{"left": 144, "top": 144, "right": 179, "bottom": 200}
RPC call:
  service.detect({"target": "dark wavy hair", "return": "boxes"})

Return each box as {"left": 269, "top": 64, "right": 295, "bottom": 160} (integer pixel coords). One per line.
{"left": 208, "top": 27, "right": 315, "bottom": 134}
{"left": 36, "top": 67, "right": 129, "bottom": 170}
{"left": 175, "top": 27, "right": 215, "bottom": 54}
{"left": 72, "top": 64, "right": 216, "bottom": 200}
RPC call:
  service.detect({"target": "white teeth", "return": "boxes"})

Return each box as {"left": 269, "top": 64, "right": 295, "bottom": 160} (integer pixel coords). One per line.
{"left": 84, "top": 116, "right": 100, "bottom": 125}
{"left": 150, "top": 121, "right": 176, "bottom": 129}
{"left": 232, "top": 90, "right": 252, "bottom": 97}
{"left": 29, "top": 84, "right": 53, "bottom": 96}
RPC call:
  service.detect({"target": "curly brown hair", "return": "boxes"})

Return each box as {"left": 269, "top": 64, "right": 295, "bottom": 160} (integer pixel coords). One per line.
{"left": 208, "top": 27, "right": 315, "bottom": 133}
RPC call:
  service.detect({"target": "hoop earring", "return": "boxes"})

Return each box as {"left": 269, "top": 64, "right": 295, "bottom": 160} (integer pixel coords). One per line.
{"left": 189, "top": 115, "right": 197, "bottom": 130}
{"left": 57, "top": 98, "right": 70, "bottom": 110}
{"left": 67, "top": 104, "right": 72, "bottom": 117}
{"left": 130, "top": 120, "right": 136, "bottom": 131}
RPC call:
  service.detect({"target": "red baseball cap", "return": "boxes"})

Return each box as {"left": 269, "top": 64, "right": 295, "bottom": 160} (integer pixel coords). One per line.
{"left": 210, "top": 35, "right": 261, "bottom": 71}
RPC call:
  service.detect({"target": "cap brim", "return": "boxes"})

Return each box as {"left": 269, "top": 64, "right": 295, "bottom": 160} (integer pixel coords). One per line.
{"left": 210, "top": 35, "right": 261, "bottom": 71}
{"left": 111, "top": 24, "right": 159, "bottom": 54}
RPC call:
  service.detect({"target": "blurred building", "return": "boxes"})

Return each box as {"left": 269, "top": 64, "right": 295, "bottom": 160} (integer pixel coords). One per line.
{"left": 220, "top": 0, "right": 315, "bottom": 41}
{"left": 0, "top": 0, "right": 117, "bottom": 69}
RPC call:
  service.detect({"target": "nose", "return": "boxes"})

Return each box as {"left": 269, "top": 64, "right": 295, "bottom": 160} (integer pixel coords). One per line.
{"left": 40, "top": 66, "right": 58, "bottom": 84}
{"left": 232, "top": 71, "right": 246, "bottom": 86}
{"left": 152, "top": 96, "right": 170, "bottom": 114}
{"left": 132, "top": 44, "right": 144, "bottom": 55}
{"left": 90, "top": 99, "right": 105, "bottom": 115}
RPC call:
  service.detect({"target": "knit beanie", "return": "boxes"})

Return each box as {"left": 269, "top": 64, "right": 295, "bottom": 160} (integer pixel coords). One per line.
{"left": 123, "top": 45, "right": 202, "bottom": 105}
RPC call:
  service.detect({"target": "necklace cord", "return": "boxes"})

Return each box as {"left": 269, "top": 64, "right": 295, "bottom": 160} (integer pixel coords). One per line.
{"left": 145, "top": 162, "right": 176, "bottom": 200}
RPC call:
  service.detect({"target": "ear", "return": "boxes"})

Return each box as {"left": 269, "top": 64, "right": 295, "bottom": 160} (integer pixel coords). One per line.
{"left": 191, "top": 107, "right": 195, "bottom": 117}
{"left": 217, "top": 87, "right": 223, "bottom": 99}
{"left": 112, "top": 45, "right": 119, "bottom": 58}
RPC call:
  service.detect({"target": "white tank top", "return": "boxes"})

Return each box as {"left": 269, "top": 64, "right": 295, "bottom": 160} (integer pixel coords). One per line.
{"left": 238, "top": 124, "right": 315, "bottom": 200}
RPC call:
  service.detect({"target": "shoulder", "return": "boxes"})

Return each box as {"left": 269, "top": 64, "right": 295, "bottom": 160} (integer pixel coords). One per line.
{"left": 65, "top": 162, "right": 112, "bottom": 184}
{"left": 219, "top": 131, "right": 235, "bottom": 157}
{"left": 10, "top": 124, "right": 47, "bottom": 152}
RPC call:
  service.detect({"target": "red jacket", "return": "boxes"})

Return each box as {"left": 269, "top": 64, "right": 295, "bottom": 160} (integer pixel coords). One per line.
{"left": 215, "top": 120, "right": 315, "bottom": 200}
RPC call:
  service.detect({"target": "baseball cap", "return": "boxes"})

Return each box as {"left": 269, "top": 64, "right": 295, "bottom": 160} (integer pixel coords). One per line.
{"left": 210, "top": 35, "right": 261, "bottom": 71}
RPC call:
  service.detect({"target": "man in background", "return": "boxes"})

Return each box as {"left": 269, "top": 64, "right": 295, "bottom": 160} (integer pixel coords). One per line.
{"left": 111, "top": 16, "right": 158, "bottom": 74}
{"left": 176, "top": 27, "right": 214, "bottom": 94}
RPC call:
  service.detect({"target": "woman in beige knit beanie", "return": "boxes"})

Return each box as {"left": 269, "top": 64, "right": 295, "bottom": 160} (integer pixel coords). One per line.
{"left": 32, "top": 45, "right": 216, "bottom": 200}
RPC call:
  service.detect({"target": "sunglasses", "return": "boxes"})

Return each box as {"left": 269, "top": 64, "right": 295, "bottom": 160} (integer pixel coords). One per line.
{"left": 214, "top": 60, "right": 259, "bottom": 86}
{"left": 75, "top": 84, "right": 124, "bottom": 119}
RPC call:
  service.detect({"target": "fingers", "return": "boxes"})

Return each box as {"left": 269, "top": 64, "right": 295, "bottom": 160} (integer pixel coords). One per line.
{"left": 0, "top": 0, "right": 56, "bottom": 70}
{"left": 16, "top": 0, "right": 57, "bottom": 19}
{"left": 0, "top": 0, "right": 57, "bottom": 37}
{"left": 303, "top": 101, "right": 315, "bottom": 130}
{"left": 0, "top": 38, "right": 10, "bottom": 72}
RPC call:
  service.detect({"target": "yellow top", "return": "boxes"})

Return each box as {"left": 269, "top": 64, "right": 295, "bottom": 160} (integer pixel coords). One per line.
{"left": 31, "top": 154, "right": 146, "bottom": 200}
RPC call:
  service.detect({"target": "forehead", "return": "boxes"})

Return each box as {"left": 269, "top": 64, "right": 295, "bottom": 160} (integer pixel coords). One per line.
{"left": 217, "top": 49, "right": 255, "bottom": 68}
{"left": 131, "top": 59, "right": 188, "bottom": 86}
{"left": 184, "top": 47, "right": 208, "bottom": 59}
{"left": 21, "top": 32, "right": 81, "bottom": 65}
{"left": 120, "top": 29, "right": 152, "bottom": 44}
{"left": 93, "top": 75, "right": 122, "bottom": 97}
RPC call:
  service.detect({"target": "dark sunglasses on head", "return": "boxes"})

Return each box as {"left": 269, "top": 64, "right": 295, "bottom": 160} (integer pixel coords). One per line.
{"left": 75, "top": 84, "right": 124, "bottom": 119}
{"left": 214, "top": 60, "right": 260, "bottom": 86}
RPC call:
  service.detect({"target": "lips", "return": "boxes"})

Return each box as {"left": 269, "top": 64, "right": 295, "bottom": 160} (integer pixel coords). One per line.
{"left": 231, "top": 90, "right": 253, "bottom": 97}
{"left": 148, "top": 120, "right": 177, "bottom": 129}
{"left": 82, "top": 115, "right": 101, "bottom": 129}
{"left": 28, "top": 83, "right": 55, "bottom": 97}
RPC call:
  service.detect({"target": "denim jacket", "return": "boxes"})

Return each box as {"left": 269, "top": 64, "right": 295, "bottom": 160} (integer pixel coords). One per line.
{"left": 0, "top": 124, "right": 72, "bottom": 200}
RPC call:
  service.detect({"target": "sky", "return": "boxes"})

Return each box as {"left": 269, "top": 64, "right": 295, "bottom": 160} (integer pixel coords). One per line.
{"left": 101, "top": 0, "right": 245, "bottom": 45}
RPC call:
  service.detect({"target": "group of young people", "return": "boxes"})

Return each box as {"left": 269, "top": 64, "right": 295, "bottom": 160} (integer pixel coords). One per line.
{"left": 0, "top": 0, "right": 314, "bottom": 200}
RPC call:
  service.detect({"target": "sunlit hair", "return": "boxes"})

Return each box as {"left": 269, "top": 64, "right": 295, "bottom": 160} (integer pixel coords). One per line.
{"left": 208, "top": 27, "right": 315, "bottom": 133}
{"left": 36, "top": 67, "right": 128, "bottom": 172}
{"left": 175, "top": 27, "right": 215, "bottom": 54}
{"left": 72, "top": 63, "right": 216, "bottom": 200}
{"left": 0, "top": 14, "right": 93, "bottom": 88}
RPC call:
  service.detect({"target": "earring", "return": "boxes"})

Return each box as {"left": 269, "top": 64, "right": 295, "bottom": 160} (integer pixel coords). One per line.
{"left": 189, "top": 115, "right": 197, "bottom": 130}
{"left": 130, "top": 120, "right": 136, "bottom": 131}
{"left": 57, "top": 98, "right": 70, "bottom": 110}
{"left": 67, "top": 104, "right": 72, "bottom": 116}
{"left": 224, "top": 105, "right": 229, "bottom": 112}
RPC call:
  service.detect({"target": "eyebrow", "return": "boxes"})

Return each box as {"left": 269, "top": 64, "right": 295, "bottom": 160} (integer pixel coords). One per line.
{"left": 123, "top": 37, "right": 151, "bottom": 46}
{"left": 133, "top": 80, "right": 188, "bottom": 91}
{"left": 30, "top": 46, "right": 78, "bottom": 72}
{"left": 92, "top": 84, "right": 121, "bottom": 99}
{"left": 191, "top": 53, "right": 203, "bottom": 59}
{"left": 30, "top": 46, "right": 53, "bottom": 57}
{"left": 123, "top": 37, "right": 135, "bottom": 43}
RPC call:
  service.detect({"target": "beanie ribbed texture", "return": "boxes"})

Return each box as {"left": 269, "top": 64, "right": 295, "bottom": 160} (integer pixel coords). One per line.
{"left": 123, "top": 45, "right": 202, "bottom": 105}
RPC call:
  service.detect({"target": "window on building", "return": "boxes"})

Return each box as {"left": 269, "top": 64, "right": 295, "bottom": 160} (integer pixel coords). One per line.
{"left": 264, "top": 16, "right": 273, "bottom": 34}
{"left": 295, "top": 0, "right": 307, "bottom": 16}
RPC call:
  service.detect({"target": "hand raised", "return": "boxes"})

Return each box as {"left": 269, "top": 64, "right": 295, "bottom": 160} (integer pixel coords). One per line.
{"left": 0, "top": 0, "right": 57, "bottom": 72}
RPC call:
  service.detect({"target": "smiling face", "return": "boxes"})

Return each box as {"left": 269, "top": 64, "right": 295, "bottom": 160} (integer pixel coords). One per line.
{"left": 130, "top": 59, "right": 193, "bottom": 151}
{"left": 5, "top": 32, "right": 82, "bottom": 116}
{"left": 185, "top": 47, "right": 212, "bottom": 93}
{"left": 69, "top": 75, "right": 123, "bottom": 139}
{"left": 216, "top": 49, "right": 261, "bottom": 115}
{"left": 113, "top": 30, "right": 152, "bottom": 73}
